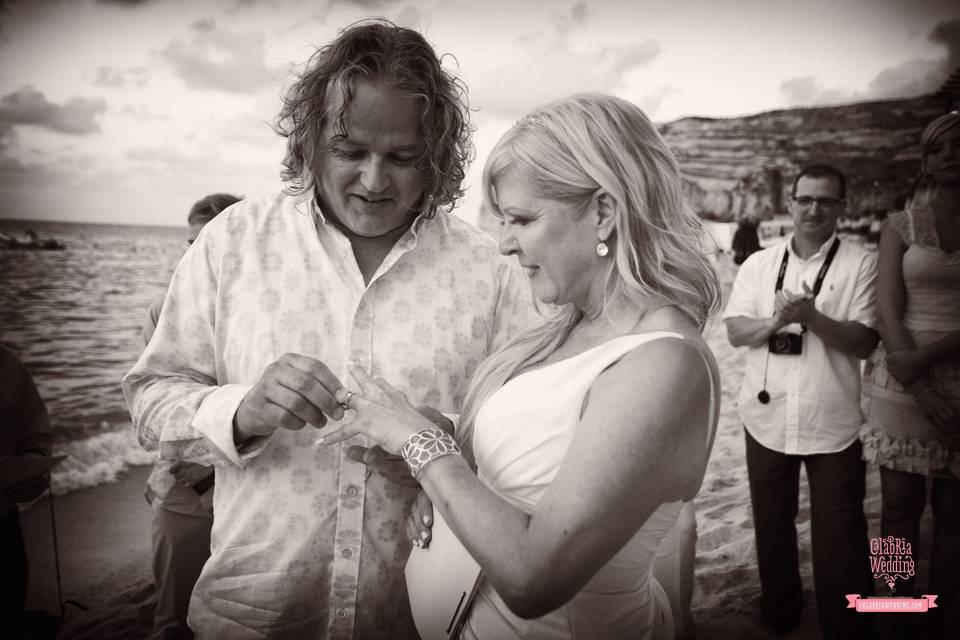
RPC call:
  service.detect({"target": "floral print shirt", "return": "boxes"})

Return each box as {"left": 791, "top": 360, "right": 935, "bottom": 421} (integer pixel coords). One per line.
{"left": 122, "top": 191, "right": 536, "bottom": 639}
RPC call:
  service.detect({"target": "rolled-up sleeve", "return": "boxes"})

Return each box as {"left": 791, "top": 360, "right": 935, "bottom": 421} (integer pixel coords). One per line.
{"left": 845, "top": 250, "right": 878, "bottom": 329}
{"left": 121, "top": 228, "right": 256, "bottom": 468}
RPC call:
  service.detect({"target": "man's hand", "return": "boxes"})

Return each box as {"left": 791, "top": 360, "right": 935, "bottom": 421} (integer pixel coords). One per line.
{"left": 408, "top": 491, "right": 434, "bottom": 548}
{"left": 344, "top": 405, "right": 454, "bottom": 488}
{"left": 7, "top": 472, "right": 50, "bottom": 503}
{"left": 233, "top": 354, "right": 346, "bottom": 443}
{"left": 169, "top": 461, "right": 214, "bottom": 488}
{"left": 776, "top": 285, "right": 816, "bottom": 325}
{"left": 886, "top": 350, "right": 926, "bottom": 384}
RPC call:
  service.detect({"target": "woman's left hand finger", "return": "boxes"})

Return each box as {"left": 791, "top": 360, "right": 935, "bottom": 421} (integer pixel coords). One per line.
{"left": 316, "top": 421, "right": 364, "bottom": 446}
{"left": 348, "top": 365, "right": 384, "bottom": 399}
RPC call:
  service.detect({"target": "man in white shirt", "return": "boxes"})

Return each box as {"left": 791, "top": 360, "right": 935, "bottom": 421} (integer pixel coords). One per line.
{"left": 123, "top": 20, "right": 535, "bottom": 640}
{"left": 724, "top": 164, "right": 878, "bottom": 639}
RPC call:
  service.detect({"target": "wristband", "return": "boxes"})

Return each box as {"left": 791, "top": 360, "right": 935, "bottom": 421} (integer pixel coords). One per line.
{"left": 401, "top": 428, "right": 461, "bottom": 478}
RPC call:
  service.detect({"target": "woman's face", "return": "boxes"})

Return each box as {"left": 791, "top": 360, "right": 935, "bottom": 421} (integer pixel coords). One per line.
{"left": 926, "top": 123, "right": 960, "bottom": 187}
{"left": 494, "top": 171, "right": 603, "bottom": 308}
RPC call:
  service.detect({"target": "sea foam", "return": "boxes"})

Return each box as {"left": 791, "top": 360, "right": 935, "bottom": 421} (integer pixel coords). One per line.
{"left": 51, "top": 424, "right": 155, "bottom": 496}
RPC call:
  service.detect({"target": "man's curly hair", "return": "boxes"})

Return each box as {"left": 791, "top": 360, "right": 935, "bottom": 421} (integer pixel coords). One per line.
{"left": 275, "top": 20, "right": 473, "bottom": 217}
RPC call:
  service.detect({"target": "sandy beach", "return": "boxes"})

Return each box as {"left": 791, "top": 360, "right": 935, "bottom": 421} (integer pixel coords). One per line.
{"left": 17, "top": 260, "right": 951, "bottom": 640}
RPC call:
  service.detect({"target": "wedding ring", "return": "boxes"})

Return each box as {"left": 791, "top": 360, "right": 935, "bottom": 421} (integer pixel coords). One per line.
{"left": 340, "top": 390, "right": 355, "bottom": 410}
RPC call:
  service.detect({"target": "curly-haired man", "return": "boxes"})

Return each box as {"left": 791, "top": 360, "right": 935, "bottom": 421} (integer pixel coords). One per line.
{"left": 124, "top": 20, "right": 535, "bottom": 639}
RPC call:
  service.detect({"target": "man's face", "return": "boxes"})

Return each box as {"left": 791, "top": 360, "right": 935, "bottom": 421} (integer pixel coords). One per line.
{"left": 314, "top": 80, "right": 428, "bottom": 238}
{"left": 187, "top": 221, "right": 205, "bottom": 245}
{"left": 789, "top": 175, "right": 844, "bottom": 246}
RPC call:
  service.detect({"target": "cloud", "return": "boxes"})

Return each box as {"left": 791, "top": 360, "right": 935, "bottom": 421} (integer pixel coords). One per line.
{"left": 471, "top": 5, "right": 660, "bottom": 117}
{"left": 0, "top": 87, "right": 107, "bottom": 135}
{"left": 159, "top": 19, "right": 285, "bottom": 94}
{"left": 331, "top": 0, "right": 404, "bottom": 7}
{"left": 570, "top": 2, "right": 589, "bottom": 26}
{"left": 93, "top": 65, "right": 149, "bottom": 88}
{"left": 125, "top": 146, "right": 212, "bottom": 167}
{"left": 780, "top": 18, "right": 960, "bottom": 106}
{"left": 779, "top": 75, "right": 855, "bottom": 106}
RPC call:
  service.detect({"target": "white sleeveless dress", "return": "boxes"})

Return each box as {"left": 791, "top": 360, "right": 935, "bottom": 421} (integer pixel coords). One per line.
{"left": 462, "top": 332, "right": 715, "bottom": 640}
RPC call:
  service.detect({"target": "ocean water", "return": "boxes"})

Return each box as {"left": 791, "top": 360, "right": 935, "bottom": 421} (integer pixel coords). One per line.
{"left": 1, "top": 219, "right": 186, "bottom": 495}
{"left": 0, "top": 218, "right": 751, "bottom": 498}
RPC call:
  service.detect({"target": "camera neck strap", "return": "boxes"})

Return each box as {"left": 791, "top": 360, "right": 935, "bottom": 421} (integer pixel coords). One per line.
{"left": 774, "top": 237, "right": 840, "bottom": 297}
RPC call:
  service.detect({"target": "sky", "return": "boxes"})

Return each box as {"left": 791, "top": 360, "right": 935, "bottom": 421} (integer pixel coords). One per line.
{"left": 0, "top": 0, "right": 958, "bottom": 227}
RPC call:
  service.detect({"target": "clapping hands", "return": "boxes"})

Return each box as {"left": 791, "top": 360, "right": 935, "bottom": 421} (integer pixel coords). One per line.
{"left": 774, "top": 282, "right": 816, "bottom": 326}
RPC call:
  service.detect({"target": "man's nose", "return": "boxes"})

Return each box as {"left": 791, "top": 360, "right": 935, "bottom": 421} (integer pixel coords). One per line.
{"left": 360, "top": 157, "right": 389, "bottom": 193}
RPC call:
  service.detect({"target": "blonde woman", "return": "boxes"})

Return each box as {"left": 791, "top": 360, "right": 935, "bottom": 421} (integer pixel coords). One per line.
{"left": 323, "top": 94, "right": 721, "bottom": 639}
{"left": 862, "top": 111, "right": 960, "bottom": 636}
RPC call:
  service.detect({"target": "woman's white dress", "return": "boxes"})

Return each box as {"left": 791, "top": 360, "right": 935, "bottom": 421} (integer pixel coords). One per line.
{"left": 462, "top": 332, "right": 715, "bottom": 639}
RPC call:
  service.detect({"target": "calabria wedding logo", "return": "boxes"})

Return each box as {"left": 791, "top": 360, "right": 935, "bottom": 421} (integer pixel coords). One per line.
{"left": 845, "top": 536, "right": 937, "bottom": 613}
{"left": 870, "top": 535, "right": 914, "bottom": 594}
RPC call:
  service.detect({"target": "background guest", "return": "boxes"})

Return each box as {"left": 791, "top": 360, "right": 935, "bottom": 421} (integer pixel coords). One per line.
{"left": 724, "top": 164, "right": 878, "bottom": 638}
{"left": 1, "top": 344, "right": 53, "bottom": 638}
{"left": 143, "top": 192, "right": 240, "bottom": 640}
{"left": 862, "top": 110, "right": 960, "bottom": 639}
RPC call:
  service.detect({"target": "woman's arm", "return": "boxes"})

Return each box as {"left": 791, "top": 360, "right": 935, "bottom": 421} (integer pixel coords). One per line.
{"left": 873, "top": 219, "right": 935, "bottom": 392}
{"left": 888, "top": 330, "right": 960, "bottom": 378}
{"left": 323, "top": 339, "right": 712, "bottom": 618}
{"left": 875, "top": 219, "right": 913, "bottom": 353}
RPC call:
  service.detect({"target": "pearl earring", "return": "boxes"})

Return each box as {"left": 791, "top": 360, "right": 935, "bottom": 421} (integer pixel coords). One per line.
{"left": 596, "top": 240, "right": 609, "bottom": 257}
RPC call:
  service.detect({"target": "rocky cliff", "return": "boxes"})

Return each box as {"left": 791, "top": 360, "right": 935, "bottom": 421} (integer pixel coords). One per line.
{"left": 659, "top": 94, "right": 946, "bottom": 221}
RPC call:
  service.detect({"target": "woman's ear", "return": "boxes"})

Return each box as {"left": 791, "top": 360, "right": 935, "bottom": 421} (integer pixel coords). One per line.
{"left": 593, "top": 190, "right": 617, "bottom": 240}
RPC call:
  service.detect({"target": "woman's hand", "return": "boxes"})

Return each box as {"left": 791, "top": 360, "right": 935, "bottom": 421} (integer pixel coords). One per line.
{"left": 886, "top": 349, "right": 927, "bottom": 384}
{"left": 319, "top": 366, "right": 435, "bottom": 456}
{"left": 344, "top": 406, "right": 454, "bottom": 488}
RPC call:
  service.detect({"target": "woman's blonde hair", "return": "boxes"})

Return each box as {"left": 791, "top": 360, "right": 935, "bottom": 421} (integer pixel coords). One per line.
{"left": 458, "top": 93, "right": 720, "bottom": 448}
{"left": 912, "top": 110, "right": 960, "bottom": 206}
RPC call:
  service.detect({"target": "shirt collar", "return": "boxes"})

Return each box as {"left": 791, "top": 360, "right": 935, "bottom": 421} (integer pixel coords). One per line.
{"left": 296, "top": 189, "right": 433, "bottom": 247}
{"left": 786, "top": 231, "right": 838, "bottom": 261}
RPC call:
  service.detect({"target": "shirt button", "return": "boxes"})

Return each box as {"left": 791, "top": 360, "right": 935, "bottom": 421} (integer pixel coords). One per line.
{"left": 342, "top": 548, "right": 352, "bottom": 559}
{"left": 345, "top": 485, "right": 358, "bottom": 497}
{"left": 337, "top": 608, "right": 348, "bottom": 619}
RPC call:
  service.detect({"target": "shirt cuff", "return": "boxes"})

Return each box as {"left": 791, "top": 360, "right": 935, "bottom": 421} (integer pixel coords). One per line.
{"left": 191, "top": 383, "right": 268, "bottom": 467}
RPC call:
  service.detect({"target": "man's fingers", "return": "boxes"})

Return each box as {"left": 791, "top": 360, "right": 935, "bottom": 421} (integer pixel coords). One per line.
{"left": 344, "top": 445, "right": 367, "bottom": 463}
{"left": 263, "top": 385, "right": 323, "bottom": 430}
{"left": 344, "top": 444, "right": 418, "bottom": 486}
{"left": 280, "top": 360, "right": 345, "bottom": 421}
{"left": 412, "top": 492, "right": 434, "bottom": 548}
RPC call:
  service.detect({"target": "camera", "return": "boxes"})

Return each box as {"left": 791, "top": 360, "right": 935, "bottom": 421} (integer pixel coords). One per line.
{"left": 768, "top": 332, "right": 803, "bottom": 355}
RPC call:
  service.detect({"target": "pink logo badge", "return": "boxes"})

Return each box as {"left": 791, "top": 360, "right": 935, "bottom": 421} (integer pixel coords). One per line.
{"left": 869, "top": 536, "right": 915, "bottom": 595}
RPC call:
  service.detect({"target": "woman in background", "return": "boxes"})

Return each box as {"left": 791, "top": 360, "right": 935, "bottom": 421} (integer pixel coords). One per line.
{"left": 862, "top": 111, "right": 960, "bottom": 638}
{"left": 323, "top": 93, "right": 721, "bottom": 639}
